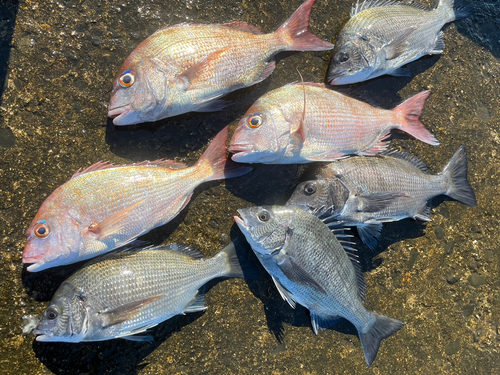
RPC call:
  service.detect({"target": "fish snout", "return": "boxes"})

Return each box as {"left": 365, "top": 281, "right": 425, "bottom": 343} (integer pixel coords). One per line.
{"left": 108, "top": 105, "right": 131, "bottom": 125}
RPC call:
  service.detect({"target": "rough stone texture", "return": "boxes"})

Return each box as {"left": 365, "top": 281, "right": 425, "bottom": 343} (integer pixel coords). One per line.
{"left": 0, "top": 0, "right": 499, "bottom": 374}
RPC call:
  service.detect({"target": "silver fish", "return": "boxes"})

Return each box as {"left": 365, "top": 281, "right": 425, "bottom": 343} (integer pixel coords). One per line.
{"left": 286, "top": 146, "right": 477, "bottom": 249}
{"left": 34, "top": 242, "right": 250, "bottom": 342}
{"left": 235, "top": 205, "right": 404, "bottom": 365}
{"left": 328, "top": 0, "right": 472, "bottom": 84}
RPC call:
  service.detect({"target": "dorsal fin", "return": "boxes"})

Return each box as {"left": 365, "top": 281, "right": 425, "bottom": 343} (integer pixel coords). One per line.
{"left": 158, "top": 243, "right": 205, "bottom": 260}
{"left": 290, "top": 81, "right": 326, "bottom": 89}
{"left": 381, "top": 149, "right": 428, "bottom": 172}
{"left": 351, "top": 0, "right": 428, "bottom": 17}
{"left": 71, "top": 159, "right": 188, "bottom": 180}
{"left": 221, "top": 21, "right": 264, "bottom": 35}
{"left": 319, "top": 214, "right": 365, "bottom": 301}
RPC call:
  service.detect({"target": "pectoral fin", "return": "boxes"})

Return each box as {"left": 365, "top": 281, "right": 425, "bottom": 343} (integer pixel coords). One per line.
{"left": 355, "top": 192, "right": 409, "bottom": 212}
{"left": 271, "top": 276, "right": 297, "bottom": 309}
{"left": 384, "top": 27, "right": 416, "bottom": 60}
{"left": 175, "top": 47, "right": 233, "bottom": 91}
{"left": 88, "top": 199, "right": 148, "bottom": 239}
{"left": 276, "top": 252, "right": 327, "bottom": 295}
{"left": 99, "top": 295, "right": 165, "bottom": 327}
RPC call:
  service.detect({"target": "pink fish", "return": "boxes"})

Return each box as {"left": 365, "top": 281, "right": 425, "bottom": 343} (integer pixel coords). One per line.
{"left": 108, "top": 0, "right": 333, "bottom": 125}
{"left": 229, "top": 82, "right": 439, "bottom": 164}
{"left": 23, "top": 126, "right": 251, "bottom": 272}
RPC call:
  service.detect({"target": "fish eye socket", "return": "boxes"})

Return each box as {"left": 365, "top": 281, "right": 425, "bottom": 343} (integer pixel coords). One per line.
{"left": 304, "top": 183, "right": 317, "bottom": 195}
{"left": 257, "top": 210, "right": 270, "bottom": 222}
{"left": 248, "top": 114, "right": 263, "bottom": 128}
{"left": 47, "top": 308, "right": 58, "bottom": 320}
{"left": 337, "top": 52, "right": 349, "bottom": 63}
{"left": 34, "top": 223, "right": 50, "bottom": 238}
{"left": 119, "top": 72, "right": 135, "bottom": 88}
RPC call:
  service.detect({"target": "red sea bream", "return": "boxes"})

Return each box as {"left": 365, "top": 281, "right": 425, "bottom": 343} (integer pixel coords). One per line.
{"left": 22, "top": 126, "right": 250, "bottom": 272}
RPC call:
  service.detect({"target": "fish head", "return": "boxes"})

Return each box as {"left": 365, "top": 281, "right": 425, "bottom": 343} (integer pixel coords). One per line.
{"left": 23, "top": 205, "right": 81, "bottom": 272}
{"left": 327, "top": 38, "right": 375, "bottom": 85}
{"left": 235, "top": 206, "right": 293, "bottom": 255}
{"left": 287, "top": 178, "right": 349, "bottom": 216}
{"left": 229, "top": 98, "right": 291, "bottom": 164}
{"left": 34, "top": 283, "right": 89, "bottom": 342}
{"left": 108, "top": 54, "right": 169, "bottom": 125}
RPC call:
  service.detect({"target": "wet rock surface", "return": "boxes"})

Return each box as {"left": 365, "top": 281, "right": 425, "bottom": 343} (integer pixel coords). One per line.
{"left": 0, "top": 0, "right": 499, "bottom": 374}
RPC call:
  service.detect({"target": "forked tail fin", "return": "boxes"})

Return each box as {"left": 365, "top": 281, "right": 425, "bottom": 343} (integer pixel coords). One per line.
{"left": 276, "top": 0, "right": 333, "bottom": 51}
{"left": 359, "top": 313, "right": 404, "bottom": 366}
{"left": 395, "top": 90, "right": 440, "bottom": 146}
{"left": 441, "top": 145, "right": 477, "bottom": 206}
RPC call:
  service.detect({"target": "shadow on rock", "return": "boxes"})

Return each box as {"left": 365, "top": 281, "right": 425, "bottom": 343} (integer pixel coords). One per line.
{"left": 455, "top": 2, "right": 500, "bottom": 59}
{"left": 32, "top": 312, "right": 203, "bottom": 375}
{"left": 225, "top": 164, "right": 302, "bottom": 207}
{"left": 105, "top": 80, "right": 272, "bottom": 162}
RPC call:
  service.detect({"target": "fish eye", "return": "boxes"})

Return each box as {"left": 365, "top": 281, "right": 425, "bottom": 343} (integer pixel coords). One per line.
{"left": 257, "top": 210, "right": 270, "bottom": 222}
{"left": 34, "top": 223, "right": 50, "bottom": 238}
{"left": 248, "top": 114, "right": 263, "bottom": 128}
{"left": 337, "top": 52, "right": 349, "bottom": 63}
{"left": 304, "top": 183, "right": 317, "bottom": 196}
{"left": 119, "top": 72, "right": 135, "bottom": 88}
{"left": 47, "top": 308, "right": 58, "bottom": 320}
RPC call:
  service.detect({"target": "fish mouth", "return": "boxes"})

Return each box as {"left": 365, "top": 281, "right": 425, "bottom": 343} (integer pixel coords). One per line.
{"left": 234, "top": 210, "right": 248, "bottom": 228}
{"left": 327, "top": 71, "right": 346, "bottom": 85}
{"left": 108, "top": 105, "right": 131, "bottom": 124}
{"left": 228, "top": 144, "right": 253, "bottom": 155}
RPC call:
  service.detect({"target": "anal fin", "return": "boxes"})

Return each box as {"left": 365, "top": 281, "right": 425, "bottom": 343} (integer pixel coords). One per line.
{"left": 271, "top": 276, "right": 297, "bottom": 309}
{"left": 311, "top": 313, "right": 342, "bottom": 335}
{"left": 184, "top": 292, "right": 207, "bottom": 313}
{"left": 431, "top": 31, "right": 445, "bottom": 54}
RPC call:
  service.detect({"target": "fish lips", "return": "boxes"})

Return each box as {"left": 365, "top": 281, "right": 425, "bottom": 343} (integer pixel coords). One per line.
{"left": 234, "top": 210, "right": 249, "bottom": 229}
{"left": 108, "top": 105, "right": 132, "bottom": 125}
{"left": 229, "top": 144, "right": 253, "bottom": 161}
{"left": 22, "top": 254, "right": 45, "bottom": 272}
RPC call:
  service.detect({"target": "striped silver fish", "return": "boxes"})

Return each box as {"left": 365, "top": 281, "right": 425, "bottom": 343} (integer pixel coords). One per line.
{"left": 286, "top": 146, "right": 477, "bottom": 249}
{"left": 34, "top": 242, "right": 250, "bottom": 342}
{"left": 328, "top": 0, "right": 472, "bottom": 84}
{"left": 235, "top": 205, "right": 404, "bottom": 365}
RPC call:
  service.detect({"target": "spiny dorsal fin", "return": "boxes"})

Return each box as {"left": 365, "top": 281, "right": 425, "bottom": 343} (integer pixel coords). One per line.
{"left": 158, "top": 243, "right": 205, "bottom": 260}
{"left": 290, "top": 81, "right": 326, "bottom": 89}
{"left": 351, "top": 0, "right": 428, "bottom": 17}
{"left": 71, "top": 159, "right": 188, "bottom": 180}
{"left": 221, "top": 21, "right": 263, "bottom": 35}
{"left": 381, "top": 149, "right": 428, "bottom": 172}
{"left": 351, "top": 257, "right": 367, "bottom": 302}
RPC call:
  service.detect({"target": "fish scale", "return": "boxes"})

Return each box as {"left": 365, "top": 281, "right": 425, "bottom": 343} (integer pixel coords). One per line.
{"left": 34, "top": 243, "right": 248, "bottom": 342}
{"left": 108, "top": 0, "right": 333, "bottom": 125}
{"left": 286, "top": 146, "right": 477, "bottom": 249}
{"left": 328, "top": 0, "right": 472, "bottom": 84}
{"left": 235, "top": 205, "right": 404, "bottom": 365}
{"left": 230, "top": 82, "right": 438, "bottom": 164}
{"left": 23, "top": 126, "right": 251, "bottom": 271}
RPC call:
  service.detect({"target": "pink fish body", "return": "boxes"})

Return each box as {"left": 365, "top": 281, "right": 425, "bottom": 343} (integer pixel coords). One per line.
{"left": 108, "top": 0, "right": 333, "bottom": 125}
{"left": 229, "top": 82, "right": 439, "bottom": 164}
{"left": 23, "top": 127, "right": 250, "bottom": 272}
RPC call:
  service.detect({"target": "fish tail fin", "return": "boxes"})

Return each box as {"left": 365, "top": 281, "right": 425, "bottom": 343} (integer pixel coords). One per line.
{"left": 276, "top": 0, "right": 333, "bottom": 52}
{"left": 196, "top": 126, "right": 252, "bottom": 181}
{"left": 395, "top": 90, "right": 440, "bottom": 146}
{"left": 359, "top": 313, "right": 404, "bottom": 366}
{"left": 437, "top": 0, "right": 473, "bottom": 22}
{"left": 440, "top": 145, "right": 477, "bottom": 206}
{"left": 218, "top": 240, "right": 259, "bottom": 279}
